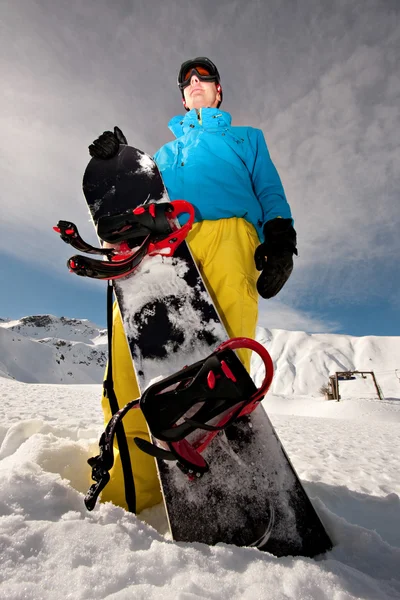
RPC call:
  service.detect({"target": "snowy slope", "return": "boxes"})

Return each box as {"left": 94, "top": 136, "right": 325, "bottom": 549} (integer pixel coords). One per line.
{"left": 254, "top": 327, "right": 400, "bottom": 398}
{"left": 0, "top": 376, "right": 399, "bottom": 599}
{"left": 0, "top": 315, "right": 107, "bottom": 384}
{"left": 1, "top": 316, "right": 400, "bottom": 598}
{"left": 1, "top": 315, "right": 400, "bottom": 399}
{"left": 0, "top": 318, "right": 400, "bottom": 598}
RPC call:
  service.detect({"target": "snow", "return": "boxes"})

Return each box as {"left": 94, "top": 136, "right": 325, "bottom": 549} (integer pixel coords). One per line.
{"left": 254, "top": 327, "right": 400, "bottom": 398}
{"left": 1, "top": 318, "right": 400, "bottom": 599}
{"left": 0, "top": 315, "right": 107, "bottom": 384}
{"left": 137, "top": 151, "right": 158, "bottom": 176}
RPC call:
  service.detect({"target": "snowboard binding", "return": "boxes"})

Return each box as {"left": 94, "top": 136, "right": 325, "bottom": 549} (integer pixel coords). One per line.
{"left": 85, "top": 337, "right": 273, "bottom": 510}
{"left": 54, "top": 200, "right": 195, "bottom": 280}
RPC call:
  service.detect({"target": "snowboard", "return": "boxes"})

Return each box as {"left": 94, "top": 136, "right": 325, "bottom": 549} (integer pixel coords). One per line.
{"left": 71, "top": 144, "right": 331, "bottom": 557}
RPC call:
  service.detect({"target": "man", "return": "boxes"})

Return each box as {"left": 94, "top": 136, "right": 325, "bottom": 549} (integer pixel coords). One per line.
{"left": 89, "top": 57, "right": 297, "bottom": 514}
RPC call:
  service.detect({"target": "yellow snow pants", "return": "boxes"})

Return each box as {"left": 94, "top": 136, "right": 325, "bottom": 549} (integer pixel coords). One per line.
{"left": 100, "top": 218, "right": 260, "bottom": 513}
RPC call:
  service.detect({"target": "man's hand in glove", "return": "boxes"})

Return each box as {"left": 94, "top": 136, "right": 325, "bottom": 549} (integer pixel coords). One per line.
{"left": 88, "top": 126, "right": 128, "bottom": 159}
{"left": 255, "top": 218, "right": 298, "bottom": 299}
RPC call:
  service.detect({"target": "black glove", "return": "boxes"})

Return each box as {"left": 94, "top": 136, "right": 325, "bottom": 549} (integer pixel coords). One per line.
{"left": 88, "top": 126, "right": 128, "bottom": 159}
{"left": 255, "top": 218, "right": 298, "bottom": 299}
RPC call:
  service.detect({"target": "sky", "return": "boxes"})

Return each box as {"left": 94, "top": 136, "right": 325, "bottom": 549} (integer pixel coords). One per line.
{"left": 1, "top": 0, "right": 399, "bottom": 336}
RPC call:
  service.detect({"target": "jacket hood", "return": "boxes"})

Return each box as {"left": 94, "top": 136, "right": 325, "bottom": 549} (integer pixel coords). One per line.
{"left": 168, "top": 108, "right": 232, "bottom": 138}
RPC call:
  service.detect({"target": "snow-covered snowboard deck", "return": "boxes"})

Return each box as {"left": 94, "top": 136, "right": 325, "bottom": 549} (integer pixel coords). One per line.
{"left": 82, "top": 145, "right": 332, "bottom": 557}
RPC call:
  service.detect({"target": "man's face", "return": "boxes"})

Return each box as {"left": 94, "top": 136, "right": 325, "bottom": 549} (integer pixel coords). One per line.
{"left": 183, "top": 73, "right": 221, "bottom": 111}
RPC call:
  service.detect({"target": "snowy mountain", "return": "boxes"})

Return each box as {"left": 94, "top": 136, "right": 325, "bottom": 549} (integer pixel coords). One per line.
{"left": 254, "top": 327, "right": 400, "bottom": 399}
{"left": 0, "top": 316, "right": 400, "bottom": 598}
{"left": 0, "top": 315, "right": 107, "bottom": 384}
{"left": 1, "top": 315, "right": 399, "bottom": 400}
{"left": 1, "top": 360, "right": 399, "bottom": 598}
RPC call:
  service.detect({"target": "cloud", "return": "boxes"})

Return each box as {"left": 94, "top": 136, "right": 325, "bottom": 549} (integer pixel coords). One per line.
{"left": 256, "top": 27, "right": 400, "bottom": 305}
{"left": 0, "top": 0, "right": 399, "bottom": 321}
{"left": 258, "top": 298, "right": 339, "bottom": 333}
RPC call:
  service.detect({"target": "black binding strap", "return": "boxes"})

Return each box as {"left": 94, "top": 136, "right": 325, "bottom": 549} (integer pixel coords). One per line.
{"left": 85, "top": 396, "right": 140, "bottom": 511}
{"left": 94, "top": 281, "right": 137, "bottom": 513}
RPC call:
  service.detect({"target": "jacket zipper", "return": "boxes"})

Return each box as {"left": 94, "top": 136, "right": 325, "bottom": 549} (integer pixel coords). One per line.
{"left": 196, "top": 108, "right": 203, "bottom": 125}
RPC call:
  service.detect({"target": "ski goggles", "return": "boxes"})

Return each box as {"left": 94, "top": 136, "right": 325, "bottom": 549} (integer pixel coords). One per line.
{"left": 178, "top": 62, "right": 219, "bottom": 90}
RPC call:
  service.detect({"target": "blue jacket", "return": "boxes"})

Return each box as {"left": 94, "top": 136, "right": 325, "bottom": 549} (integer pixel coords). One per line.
{"left": 154, "top": 108, "right": 292, "bottom": 241}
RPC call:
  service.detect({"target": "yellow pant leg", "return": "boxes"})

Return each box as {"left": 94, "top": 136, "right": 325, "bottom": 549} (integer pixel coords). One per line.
{"left": 100, "top": 302, "right": 162, "bottom": 513}
{"left": 186, "top": 218, "right": 259, "bottom": 372}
